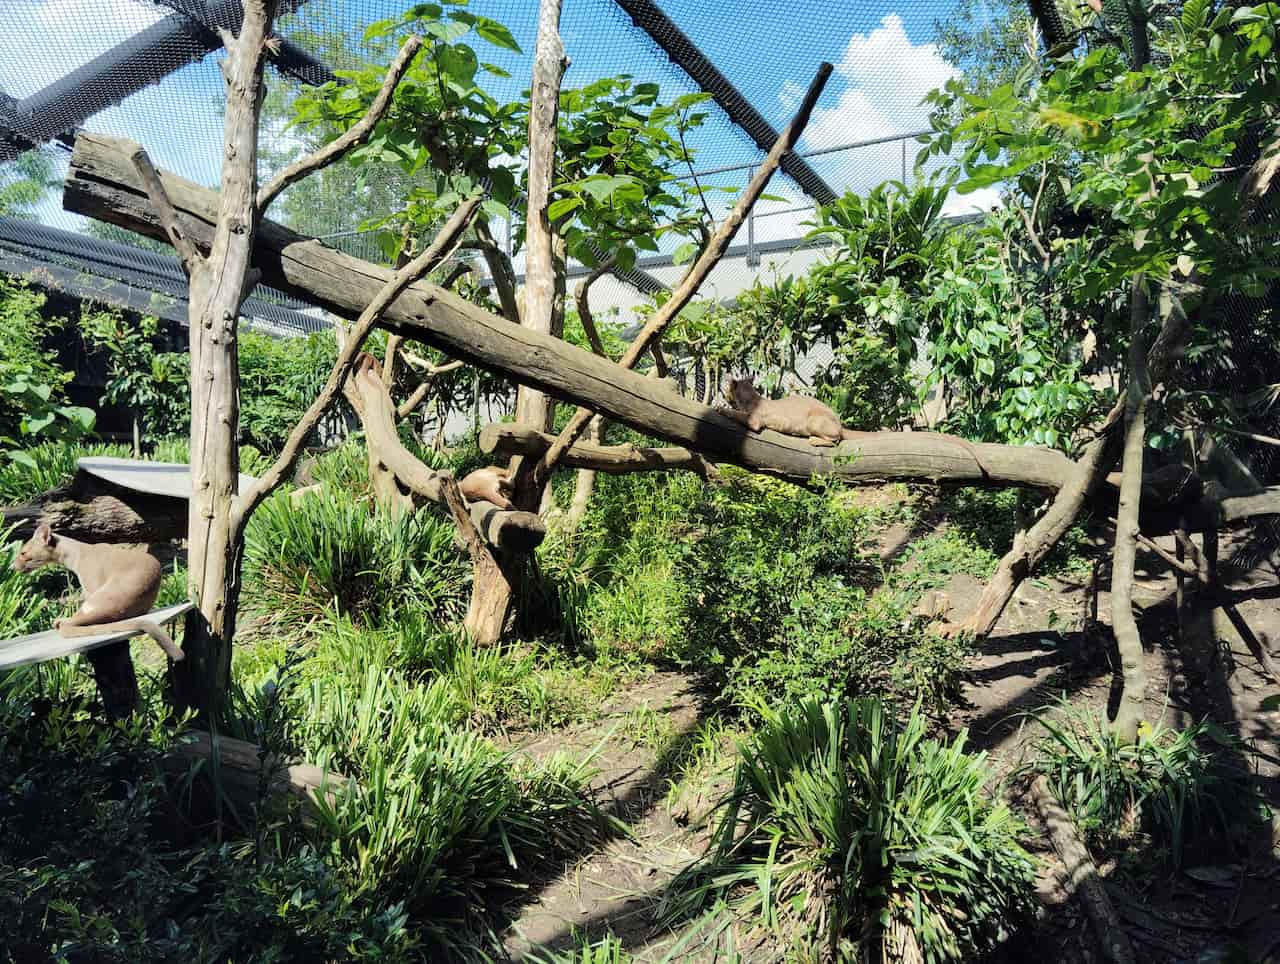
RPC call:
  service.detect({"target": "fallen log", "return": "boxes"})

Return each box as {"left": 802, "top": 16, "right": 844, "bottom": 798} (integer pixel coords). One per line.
{"left": 164, "top": 729, "right": 349, "bottom": 826}
{"left": 1031, "top": 775, "right": 1135, "bottom": 964}
{"left": 64, "top": 132, "right": 1074, "bottom": 494}
{"left": 481, "top": 422, "right": 718, "bottom": 480}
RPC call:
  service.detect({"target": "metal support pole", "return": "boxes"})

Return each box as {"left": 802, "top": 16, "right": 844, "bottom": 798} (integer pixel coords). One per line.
{"left": 901, "top": 138, "right": 907, "bottom": 182}
{"left": 746, "top": 166, "right": 759, "bottom": 268}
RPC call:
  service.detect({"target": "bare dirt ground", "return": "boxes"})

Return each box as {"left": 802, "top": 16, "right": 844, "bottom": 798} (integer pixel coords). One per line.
{"left": 495, "top": 504, "right": 1280, "bottom": 963}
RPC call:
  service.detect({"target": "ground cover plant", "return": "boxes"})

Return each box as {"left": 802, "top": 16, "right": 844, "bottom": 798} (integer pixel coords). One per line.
{"left": 663, "top": 697, "right": 1038, "bottom": 962}
{"left": 1031, "top": 701, "right": 1270, "bottom": 868}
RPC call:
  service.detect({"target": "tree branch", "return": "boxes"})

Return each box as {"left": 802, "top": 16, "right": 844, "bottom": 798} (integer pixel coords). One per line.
{"left": 256, "top": 36, "right": 423, "bottom": 215}
{"left": 130, "top": 147, "right": 200, "bottom": 270}
{"left": 575, "top": 254, "right": 617, "bottom": 358}
{"left": 482, "top": 422, "right": 719, "bottom": 480}
{"left": 532, "top": 61, "right": 834, "bottom": 485}
{"left": 233, "top": 193, "right": 482, "bottom": 529}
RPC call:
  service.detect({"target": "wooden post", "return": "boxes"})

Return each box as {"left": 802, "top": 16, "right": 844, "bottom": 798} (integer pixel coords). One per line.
{"left": 469, "top": 0, "right": 568, "bottom": 640}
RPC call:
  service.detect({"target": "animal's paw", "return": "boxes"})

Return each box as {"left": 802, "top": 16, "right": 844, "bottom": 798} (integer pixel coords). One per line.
{"left": 53, "top": 617, "right": 65, "bottom": 630}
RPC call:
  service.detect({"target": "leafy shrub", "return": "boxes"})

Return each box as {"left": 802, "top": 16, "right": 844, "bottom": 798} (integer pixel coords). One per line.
{"left": 242, "top": 487, "right": 467, "bottom": 630}
{"left": 0, "top": 440, "right": 131, "bottom": 506}
{"left": 1033, "top": 704, "right": 1270, "bottom": 867}
{"left": 238, "top": 329, "right": 341, "bottom": 453}
{"left": 0, "top": 692, "right": 418, "bottom": 963}
{"left": 664, "top": 698, "right": 1036, "bottom": 962}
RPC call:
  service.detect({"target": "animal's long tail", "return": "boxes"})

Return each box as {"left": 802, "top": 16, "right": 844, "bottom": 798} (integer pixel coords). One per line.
{"left": 59, "top": 619, "right": 184, "bottom": 662}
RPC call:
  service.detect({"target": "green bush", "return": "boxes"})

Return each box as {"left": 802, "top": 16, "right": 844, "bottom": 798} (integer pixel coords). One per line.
{"left": 664, "top": 698, "right": 1036, "bottom": 962}
{"left": 0, "top": 440, "right": 131, "bottom": 506}
{"left": 1033, "top": 704, "right": 1270, "bottom": 867}
{"left": 0, "top": 694, "right": 419, "bottom": 963}
{"left": 243, "top": 487, "right": 468, "bottom": 631}
{"left": 238, "top": 329, "right": 341, "bottom": 453}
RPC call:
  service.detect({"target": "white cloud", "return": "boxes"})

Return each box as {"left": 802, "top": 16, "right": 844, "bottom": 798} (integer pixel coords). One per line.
{"left": 800, "top": 15, "right": 956, "bottom": 152}
{"left": 942, "top": 186, "right": 1003, "bottom": 217}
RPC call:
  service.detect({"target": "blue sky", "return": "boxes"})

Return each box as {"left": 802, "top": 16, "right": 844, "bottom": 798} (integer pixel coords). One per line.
{"left": 0, "top": 0, "right": 1002, "bottom": 238}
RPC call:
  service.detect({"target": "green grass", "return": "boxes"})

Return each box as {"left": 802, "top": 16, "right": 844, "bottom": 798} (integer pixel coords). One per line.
{"left": 1032, "top": 701, "right": 1270, "bottom": 867}
{"left": 663, "top": 697, "right": 1037, "bottom": 962}
{"left": 242, "top": 487, "right": 467, "bottom": 632}
{"left": 0, "top": 440, "right": 131, "bottom": 505}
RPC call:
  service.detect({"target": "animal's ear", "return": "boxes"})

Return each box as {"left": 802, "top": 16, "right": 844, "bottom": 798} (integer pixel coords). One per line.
{"left": 36, "top": 523, "right": 55, "bottom": 546}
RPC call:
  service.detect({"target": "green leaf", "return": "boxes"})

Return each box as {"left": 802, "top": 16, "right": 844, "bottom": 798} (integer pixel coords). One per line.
{"left": 5, "top": 448, "right": 37, "bottom": 469}
{"left": 546, "top": 197, "right": 582, "bottom": 222}
{"left": 480, "top": 198, "right": 509, "bottom": 223}
{"left": 474, "top": 16, "right": 521, "bottom": 52}
{"left": 672, "top": 241, "right": 698, "bottom": 265}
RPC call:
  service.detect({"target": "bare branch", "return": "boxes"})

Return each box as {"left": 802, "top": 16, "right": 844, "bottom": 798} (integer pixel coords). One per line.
{"left": 233, "top": 193, "right": 483, "bottom": 529}
{"left": 482, "top": 422, "right": 719, "bottom": 480}
{"left": 575, "top": 254, "right": 617, "bottom": 358}
{"left": 384, "top": 334, "right": 403, "bottom": 385}
{"left": 440, "top": 475, "right": 486, "bottom": 563}
{"left": 400, "top": 350, "right": 465, "bottom": 376}
{"left": 256, "top": 36, "right": 423, "bottom": 215}
{"left": 130, "top": 147, "right": 199, "bottom": 269}
{"left": 532, "top": 61, "right": 834, "bottom": 484}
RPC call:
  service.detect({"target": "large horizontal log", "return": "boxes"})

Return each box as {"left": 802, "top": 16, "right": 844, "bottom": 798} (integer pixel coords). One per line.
{"left": 2, "top": 469, "right": 186, "bottom": 543}
{"left": 481, "top": 422, "right": 716, "bottom": 478}
{"left": 67, "top": 133, "right": 1073, "bottom": 492}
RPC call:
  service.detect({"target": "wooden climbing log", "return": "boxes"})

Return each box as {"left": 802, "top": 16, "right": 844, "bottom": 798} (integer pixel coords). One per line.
{"left": 348, "top": 354, "right": 546, "bottom": 553}
{"left": 2, "top": 469, "right": 187, "bottom": 544}
{"left": 481, "top": 423, "right": 717, "bottom": 479}
{"left": 64, "top": 133, "right": 1075, "bottom": 494}
{"left": 164, "top": 730, "right": 349, "bottom": 825}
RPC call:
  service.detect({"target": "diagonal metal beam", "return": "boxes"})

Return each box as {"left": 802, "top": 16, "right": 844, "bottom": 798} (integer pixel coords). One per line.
{"left": 610, "top": 0, "right": 838, "bottom": 206}
{"left": 0, "top": 0, "right": 333, "bottom": 162}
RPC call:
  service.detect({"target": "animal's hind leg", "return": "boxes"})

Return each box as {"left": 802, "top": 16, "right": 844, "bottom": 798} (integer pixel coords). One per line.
{"left": 807, "top": 436, "right": 836, "bottom": 447}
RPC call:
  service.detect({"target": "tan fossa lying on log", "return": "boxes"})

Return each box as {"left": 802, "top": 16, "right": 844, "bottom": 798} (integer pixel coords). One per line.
{"left": 719, "top": 376, "right": 872, "bottom": 446}
{"left": 720, "top": 376, "right": 993, "bottom": 476}
{"left": 10, "top": 524, "right": 183, "bottom": 662}
{"left": 459, "top": 466, "right": 515, "bottom": 510}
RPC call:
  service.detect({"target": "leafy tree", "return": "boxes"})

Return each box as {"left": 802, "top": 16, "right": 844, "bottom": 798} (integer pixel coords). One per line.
{"left": 0, "top": 150, "right": 57, "bottom": 217}
{"left": 0, "top": 277, "right": 93, "bottom": 467}
{"left": 934, "top": 0, "right": 1042, "bottom": 92}
{"left": 80, "top": 308, "right": 188, "bottom": 453}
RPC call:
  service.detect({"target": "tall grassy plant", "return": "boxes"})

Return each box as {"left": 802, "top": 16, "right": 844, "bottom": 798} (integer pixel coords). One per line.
{"left": 242, "top": 489, "right": 467, "bottom": 630}
{"left": 665, "top": 698, "right": 1036, "bottom": 962}
{"left": 1033, "top": 703, "right": 1269, "bottom": 867}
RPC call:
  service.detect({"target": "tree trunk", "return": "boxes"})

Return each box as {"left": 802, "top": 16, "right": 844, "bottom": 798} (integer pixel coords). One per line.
{"left": 469, "top": 0, "right": 566, "bottom": 640}
{"left": 174, "top": 6, "right": 275, "bottom": 722}
{"left": 1110, "top": 280, "right": 1152, "bottom": 741}
{"left": 567, "top": 417, "right": 604, "bottom": 528}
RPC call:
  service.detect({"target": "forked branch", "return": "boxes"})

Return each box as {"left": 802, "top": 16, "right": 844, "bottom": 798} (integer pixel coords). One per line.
{"left": 256, "top": 36, "right": 423, "bottom": 215}
{"left": 532, "top": 61, "right": 834, "bottom": 485}
{"left": 234, "top": 193, "right": 483, "bottom": 529}
{"left": 130, "top": 147, "right": 199, "bottom": 270}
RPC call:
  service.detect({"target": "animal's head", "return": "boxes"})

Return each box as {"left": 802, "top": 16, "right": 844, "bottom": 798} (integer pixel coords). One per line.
{"left": 11, "top": 524, "right": 60, "bottom": 573}
{"left": 487, "top": 466, "right": 514, "bottom": 493}
{"left": 725, "top": 376, "right": 761, "bottom": 408}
